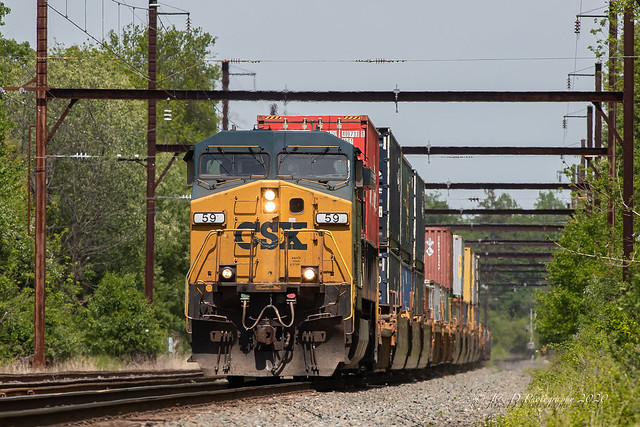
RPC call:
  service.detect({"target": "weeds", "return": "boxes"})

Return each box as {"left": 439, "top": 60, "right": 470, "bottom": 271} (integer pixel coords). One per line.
{"left": 496, "top": 327, "right": 640, "bottom": 426}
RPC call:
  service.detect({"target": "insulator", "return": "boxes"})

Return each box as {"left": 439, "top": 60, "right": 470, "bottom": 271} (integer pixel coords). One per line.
{"left": 186, "top": 15, "right": 191, "bottom": 32}
{"left": 562, "top": 118, "right": 567, "bottom": 129}
{"left": 575, "top": 18, "right": 581, "bottom": 34}
{"left": 567, "top": 76, "right": 571, "bottom": 89}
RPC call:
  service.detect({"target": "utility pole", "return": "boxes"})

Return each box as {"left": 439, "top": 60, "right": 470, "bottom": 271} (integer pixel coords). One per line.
{"left": 34, "top": 0, "right": 48, "bottom": 370}
{"left": 145, "top": 0, "right": 158, "bottom": 302}
{"left": 594, "top": 62, "right": 602, "bottom": 210}
{"left": 595, "top": 62, "right": 602, "bottom": 149}
{"left": 222, "top": 60, "right": 229, "bottom": 130}
{"left": 608, "top": 3, "right": 617, "bottom": 229}
{"left": 622, "top": 6, "right": 634, "bottom": 283}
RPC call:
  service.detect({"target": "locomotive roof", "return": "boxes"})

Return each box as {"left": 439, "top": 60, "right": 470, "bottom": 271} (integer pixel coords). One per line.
{"left": 193, "top": 129, "right": 358, "bottom": 158}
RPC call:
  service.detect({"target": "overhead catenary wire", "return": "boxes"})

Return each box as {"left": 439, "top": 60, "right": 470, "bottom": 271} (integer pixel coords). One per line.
{"left": 47, "top": 3, "right": 152, "bottom": 82}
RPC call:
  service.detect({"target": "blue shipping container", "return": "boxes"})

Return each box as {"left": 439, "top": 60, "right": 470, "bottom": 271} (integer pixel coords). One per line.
{"left": 401, "top": 263, "right": 412, "bottom": 310}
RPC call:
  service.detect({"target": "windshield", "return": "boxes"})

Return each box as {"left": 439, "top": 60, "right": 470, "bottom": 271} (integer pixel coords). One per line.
{"left": 277, "top": 153, "right": 349, "bottom": 180}
{"left": 199, "top": 152, "right": 269, "bottom": 179}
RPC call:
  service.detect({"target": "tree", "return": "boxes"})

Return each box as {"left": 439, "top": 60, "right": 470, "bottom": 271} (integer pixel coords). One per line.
{"left": 424, "top": 192, "right": 463, "bottom": 225}
{"left": 85, "top": 273, "right": 165, "bottom": 357}
{"left": 0, "top": 12, "right": 221, "bottom": 362}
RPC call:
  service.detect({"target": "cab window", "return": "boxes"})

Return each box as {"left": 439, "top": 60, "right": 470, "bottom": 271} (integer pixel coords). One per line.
{"left": 277, "top": 153, "right": 348, "bottom": 180}
{"left": 199, "top": 152, "right": 269, "bottom": 179}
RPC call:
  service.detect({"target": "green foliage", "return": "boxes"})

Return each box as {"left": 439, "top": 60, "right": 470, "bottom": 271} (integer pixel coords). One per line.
{"left": 85, "top": 273, "right": 165, "bottom": 357}
{"left": 43, "top": 281, "right": 87, "bottom": 360}
{"left": 536, "top": 208, "right": 616, "bottom": 345}
{"left": 487, "top": 309, "right": 530, "bottom": 355}
{"left": 106, "top": 24, "right": 220, "bottom": 143}
{"left": 0, "top": 282, "right": 33, "bottom": 362}
{"left": 496, "top": 327, "right": 640, "bottom": 426}
{"left": 424, "top": 192, "right": 462, "bottom": 224}
{"left": 534, "top": 286, "right": 581, "bottom": 345}
{"left": 0, "top": 20, "right": 219, "bottom": 364}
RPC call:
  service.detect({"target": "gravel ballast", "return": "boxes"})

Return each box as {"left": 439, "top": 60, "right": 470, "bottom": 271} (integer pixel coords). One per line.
{"left": 90, "top": 359, "right": 539, "bottom": 426}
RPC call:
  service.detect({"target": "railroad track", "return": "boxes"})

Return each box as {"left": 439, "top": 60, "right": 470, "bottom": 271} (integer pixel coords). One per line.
{"left": 0, "top": 369, "right": 204, "bottom": 383}
{"left": 0, "top": 363, "right": 484, "bottom": 426}
{"left": 0, "top": 370, "right": 207, "bottom": 397}
{"left": 0, "top": 376, "right": 310, "bottom": 426}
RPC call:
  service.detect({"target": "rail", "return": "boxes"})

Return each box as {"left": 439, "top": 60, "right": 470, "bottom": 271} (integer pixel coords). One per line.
{"left": 0, "top": 379, "right": 310, "bottom": 426}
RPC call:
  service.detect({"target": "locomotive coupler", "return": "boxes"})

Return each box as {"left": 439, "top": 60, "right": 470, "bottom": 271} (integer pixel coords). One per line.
{"left": 255, "top": 320, "right": 276, "bottom": 346}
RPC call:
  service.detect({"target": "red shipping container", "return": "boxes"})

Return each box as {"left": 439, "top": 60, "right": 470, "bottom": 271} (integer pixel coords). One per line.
{"left": 424, "top": 227, "right": 453, "bottom": 290}
{"left": 257, "top": 115, "right": 380, "bottom": 247}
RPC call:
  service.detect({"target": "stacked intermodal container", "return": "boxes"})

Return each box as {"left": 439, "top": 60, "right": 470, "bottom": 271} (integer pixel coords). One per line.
{"left": 452, "top": 235, "right": 464, "bottom": 297}
{"left": 462, "top": 247, "right": 479, "bottom": 328}
{"left": 378, "top": 128, "right": 401, "bottom": 308}
{"left": 463, "top": 247, "right": 475, "bottom": 303}
{"left": 412, "top": 171, "right": 426, "bottom": 314}
{"left": 377, "top": 128, "right": 426, "bottom": 312}
{"left": 424, "top": 227, "right": 453, "bottom": 291}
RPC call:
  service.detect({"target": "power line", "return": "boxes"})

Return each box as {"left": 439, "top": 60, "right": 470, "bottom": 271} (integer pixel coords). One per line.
{"left": 47, "top": 3, "right": 151, "bottom": 82}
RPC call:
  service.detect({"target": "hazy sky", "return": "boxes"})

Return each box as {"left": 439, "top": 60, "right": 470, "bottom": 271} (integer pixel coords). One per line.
{"left": 3, "top": 0, "right": 610, "bottom": 208}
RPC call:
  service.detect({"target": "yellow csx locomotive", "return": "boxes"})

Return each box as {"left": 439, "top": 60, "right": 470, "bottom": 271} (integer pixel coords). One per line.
{"left": 184, "top": 129, "right": 378, "bottom": 378}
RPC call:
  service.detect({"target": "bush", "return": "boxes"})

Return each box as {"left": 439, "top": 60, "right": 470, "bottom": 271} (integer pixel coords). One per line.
{"left": 85, "top": 273, "right": 166, "bottom": 357}
{"left": 496, "top": 326, "right": 640, "bottom": 426}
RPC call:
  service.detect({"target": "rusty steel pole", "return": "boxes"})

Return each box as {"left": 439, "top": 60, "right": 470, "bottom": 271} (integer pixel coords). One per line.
{"left": 608, "top": 5, "right": 618, "bottom": 229}
{"left": 587, "top": 108, "right": 593, "bottom": 205}
{"left": 595, "top": 63, "right": 602, "bottom": 149}
{"left": 595, "top": 62, "right": 602, "bottom": 210}
{"left": 622, "top": 6, "right": 634, "bottom": 282}
{"left": 587, "top": 107, "right": 593, "bottom": 150}
{"left": 34, "top": 0, "right": 48, "bottom": 370}
{"left": 145, "top": 1, "right": 158, "bottom": 303}
{"left": 579, "top": 139, "right": 586, "bottom": 186}
{"left": 222, "top": 60, "right": 229, "bottom": 130}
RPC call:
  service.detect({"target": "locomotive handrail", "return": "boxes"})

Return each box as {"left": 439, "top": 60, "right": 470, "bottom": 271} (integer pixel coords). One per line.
{"left": 184, "top": 228, "right": 256, "bottom": 332}
{"left": 184, "top": 229, "right": 219, "bottom": 332}
{"left": 185, "top": 228, "right": 354, "bottom": 332}
{"left": 284, "top": 228, "right": 354, "bottom": 326}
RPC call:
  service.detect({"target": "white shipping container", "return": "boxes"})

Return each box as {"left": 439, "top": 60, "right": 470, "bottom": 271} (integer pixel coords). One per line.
{"left": 426, "top": 281, "right": 435, "bottom": 320}
{"left": 433, "top": 283, "right": 441, "bottom": 321}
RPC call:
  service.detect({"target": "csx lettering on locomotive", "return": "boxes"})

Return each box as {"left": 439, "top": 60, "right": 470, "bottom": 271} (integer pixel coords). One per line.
{"left": 234, "top": 221, "right": 308, "bottom": 250}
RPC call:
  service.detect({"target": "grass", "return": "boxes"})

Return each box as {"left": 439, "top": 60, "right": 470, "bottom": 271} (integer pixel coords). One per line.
{"left": 494, "top": 327, "right": 640, "bottom": 426}
{"left": 0, "top": 352, "right": 196, "bottom": 374}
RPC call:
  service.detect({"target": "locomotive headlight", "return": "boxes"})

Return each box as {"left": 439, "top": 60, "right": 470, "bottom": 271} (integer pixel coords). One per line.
{"left": 301, "top": 266, "right": 319, "bottom": 283}
{"left": 263, "top": 189, "right": 278, "bottom": 213}
{"left": 264, "top": 201, "right": 277, "bottom": 213}
{"left": 219, "top": 265, "right": 236, "bottom": 282}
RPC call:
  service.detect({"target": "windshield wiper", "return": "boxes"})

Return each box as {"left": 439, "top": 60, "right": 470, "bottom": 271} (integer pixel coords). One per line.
{"left": 310, "top": 147, "right": 329, "bottom": 165}
{"left": 248, "top": 147, "right": 267, "bottom": 171}
{"left": 196, "top": 178, "right": 216, "bottom": 190}
{"left": 277, "top": 146, "right": 298, "bottom": 168}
